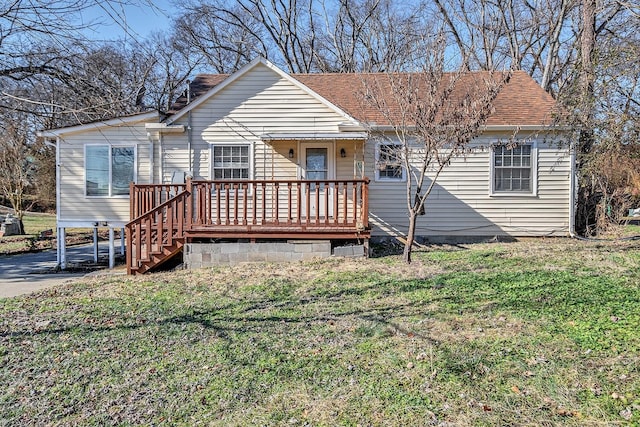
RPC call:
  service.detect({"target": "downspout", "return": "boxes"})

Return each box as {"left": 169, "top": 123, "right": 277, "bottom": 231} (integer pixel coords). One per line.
{"left": 147, "top": 131, "right": 154, "bottom": 183}
{"left": 569, "top": 140, "right": 576, "bottom": 237}
{"left": 159, "top": 132, "right": 164, "bottom": 183}
{"left": 44, "top": 138, "right": 61, "bottom": 266}
{"left": 187, "top": 80, "right": 193, "bottom": 178}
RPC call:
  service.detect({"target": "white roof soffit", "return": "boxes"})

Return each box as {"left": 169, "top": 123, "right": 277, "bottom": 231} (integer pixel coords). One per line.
{"left": 261, "top": 132, "right": 368, "bottom": 141}
{"left": 166, "top": 57, "right": 362, "bottom": 128}
{"left": 38, "top": 111, "right": 159, "bottom": 138}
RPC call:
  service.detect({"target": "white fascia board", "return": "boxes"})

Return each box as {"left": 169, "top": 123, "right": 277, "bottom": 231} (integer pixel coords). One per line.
{"left": 338, "top": 122, "right": 367, "bottom": 132}
{"left": 166, "top": 57, "right": 362, "bottom": 128}
{"left": 261, "top": 132, "right": 368, "bottom": 141}
{"left": 145, "top": 123, "right": 185, "bottom": 133}
{"left": 38, "top": 111, "right": 159, "bottom": 138}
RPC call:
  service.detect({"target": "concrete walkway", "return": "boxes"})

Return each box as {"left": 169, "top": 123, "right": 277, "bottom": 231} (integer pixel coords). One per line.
{"left": 0, "top": 242, "right": 118, "bottom": 298}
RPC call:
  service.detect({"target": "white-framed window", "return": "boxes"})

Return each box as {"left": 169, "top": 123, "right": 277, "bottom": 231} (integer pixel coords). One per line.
{"left": 85, "top": 145, "right": 136, "bottom": 197}
{"left": 212, "top": 145, "right": 251, "bottom": 179}
{"left": 375, "top": 142, "right": 405, "bottom": 182}
{"left": 491, "top": 142, "right": 537, "bottom": 196}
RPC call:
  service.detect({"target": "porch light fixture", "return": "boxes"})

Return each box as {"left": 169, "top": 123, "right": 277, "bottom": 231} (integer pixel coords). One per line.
{"left": 340, "top": 148, "right": 346, "bottom": 158}
{"left": 288, "top": 148, "right": 294, "bottom": 158}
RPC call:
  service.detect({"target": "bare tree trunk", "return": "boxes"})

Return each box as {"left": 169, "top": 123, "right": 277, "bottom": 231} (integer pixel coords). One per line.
{"left": 403, "top": 213, "right": 417, "bottom": 263}
{"left": 575, "top": 0, "right": 597, "bottom": 235}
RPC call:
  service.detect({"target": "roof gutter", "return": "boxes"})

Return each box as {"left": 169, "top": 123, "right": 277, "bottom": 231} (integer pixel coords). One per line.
{"left": 38, "top": 111, "right": 159, "bottom": 137}
{"left": 261, "top": 132, "right": 368, "bottom": 141}
{"left": 187, "top": 81, "right": 193, "bottom": 178}
{"left": 481, "top": 124, "right": 572, "bottom": 132}
{"left": 366, "top": 124, "right": 569, "bottom": 132}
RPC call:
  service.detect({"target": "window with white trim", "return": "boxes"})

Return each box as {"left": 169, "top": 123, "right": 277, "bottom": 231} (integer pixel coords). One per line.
{"left": 375, "top": 143, "right": 405, "bottom": 181}
{"left": 85, "top": 145, "right": 135, "bottom": 197}
{"left": 212, "top": 145, "right": 250, "bottom": 179}
{"left": 492, "top": 143, "right": 535, "bottom": 194}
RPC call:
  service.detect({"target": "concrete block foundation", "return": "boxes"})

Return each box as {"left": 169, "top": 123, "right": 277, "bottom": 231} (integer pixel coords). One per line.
{"left": 184, "top": 240, "right": 333, "bottom": 269}
{"left": 333, "top": 244, "right": 366, "bottom": 257}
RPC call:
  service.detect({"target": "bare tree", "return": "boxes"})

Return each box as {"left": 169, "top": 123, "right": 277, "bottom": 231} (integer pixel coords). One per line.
{"left": 173, "top": 0, "right": 433, "bottom": 74}
{"left": 565, "top": 0, "right": 640, "bottom": 234}
{"left": 0, "top": 107, "right": 38, "bottom": 232}
{"left": 175, "top": 0, "right": 318, "bottom": 73}
{"left": 432, "top": 0, "right": 579, "bottom": 94}
{"left": 141, "top": 33, "right": 202, "bottom": 112}
{"left": 173, "top": 1, "right": 259, "bottom": 74}
{"left": 360, "top": 35, "right": 510, "bottom": 262}
{"left": 0, "top": 0, "right": 168, "bottom": 221}
{"left": 314, "top": 0, "right": 427, "bottom": 72}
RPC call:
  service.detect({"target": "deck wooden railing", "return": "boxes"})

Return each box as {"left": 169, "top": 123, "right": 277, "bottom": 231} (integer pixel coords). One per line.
{"left": 130, "top": 183, "right": 186, "bottom": 219}
{"left": 126, "top": 178, "right": 369, "bottom": 274}
{"left": 188, "top": 178, "right": 369, "bottom": 231}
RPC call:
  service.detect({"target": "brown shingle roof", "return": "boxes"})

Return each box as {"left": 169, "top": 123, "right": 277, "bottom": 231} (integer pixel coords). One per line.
{"left": 169, "top": 70, "right": 556, "bottom": 127}
{"left": 168, "top": 74, "right": 228, "bottom": 113}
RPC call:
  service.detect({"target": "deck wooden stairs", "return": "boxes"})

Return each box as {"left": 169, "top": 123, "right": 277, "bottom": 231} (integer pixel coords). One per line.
{"left": 126, "top": 190, "right": 189, "bottom": 275}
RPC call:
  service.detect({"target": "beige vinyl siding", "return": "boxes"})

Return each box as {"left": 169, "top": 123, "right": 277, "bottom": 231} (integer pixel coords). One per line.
{"left": 335, "top": 141, "right": 364, "bottom": 179}
{"left": 162, "top": 63, "right": 366, "bottom": 223}
{"left": 58, "top": 122, "right": 151, "bottom": 222}
{"left": 169, "top": 63, "right": 360, "bottom": 182}
{"left": 257, "top": 141, "right": 298, "bottom": 180}
{"left": 366, "top": 135, "right": 571, "bottom": 238}
{"left": 160, "top": 133, "right": 197, "bottom": 182}
{"left": 335, "top": 141, "right": 365, "bottom": 220}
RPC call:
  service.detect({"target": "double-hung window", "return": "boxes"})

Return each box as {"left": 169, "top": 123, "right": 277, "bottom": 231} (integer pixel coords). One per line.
{"left": 85, "top": 145, "right": 135, "bottom": 197}
{"left": 492, "top": 143, "right": 536, "bottom": 195}
{"left": 212, "top": 145, "right": 250, "bottom": 179}
{"left": 375, "top": 142, "right": 405, "bottom": 181}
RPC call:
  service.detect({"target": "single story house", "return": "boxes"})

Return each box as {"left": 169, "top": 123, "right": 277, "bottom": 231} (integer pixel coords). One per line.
{"left": 39, "top": 58, "right": 574, "bottom": 274}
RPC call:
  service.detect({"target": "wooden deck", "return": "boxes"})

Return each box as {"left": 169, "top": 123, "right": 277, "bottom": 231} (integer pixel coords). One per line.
{"left": 126, "top": 178, "right": 370, "bottom": 274}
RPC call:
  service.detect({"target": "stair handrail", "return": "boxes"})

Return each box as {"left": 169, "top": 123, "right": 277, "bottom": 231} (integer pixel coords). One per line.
{"left": 125, "top": 189, "right": 191, "bottom": 274}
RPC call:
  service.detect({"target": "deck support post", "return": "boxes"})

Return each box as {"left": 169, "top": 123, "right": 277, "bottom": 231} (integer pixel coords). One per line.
{"left": 120, "top": 227, "right": 125, "bottom": 254}
{"left": 93, "top": 227, "right": 99, "bottom": 262}
{"left": 108, "top": 228, "right": 115, "bottom": 269}
{"left": 59, "top": 227, "right": 67, "bottom": 270}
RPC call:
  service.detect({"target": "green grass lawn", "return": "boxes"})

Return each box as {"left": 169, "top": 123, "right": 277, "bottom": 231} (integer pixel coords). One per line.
{"left": 0, "top": 213, "right": 57, "bottom": 253}
{"left": 1, "top": 239, "right": 639, "bottom": 425}
{"left": 0, "top": 212, "right": 97, "bottom": 254}
{"left": 21, "top": 212, "right": 57, "bottom": 235}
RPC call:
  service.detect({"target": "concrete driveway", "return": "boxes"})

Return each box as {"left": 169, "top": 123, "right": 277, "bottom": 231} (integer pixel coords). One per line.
{"left": 0, "top": 242, "right": 120, "bottom": 298}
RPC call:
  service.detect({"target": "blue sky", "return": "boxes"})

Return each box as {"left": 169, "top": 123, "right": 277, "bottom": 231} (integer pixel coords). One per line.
{"left": 79, "top": 1, "right": 175, "bottom": 41}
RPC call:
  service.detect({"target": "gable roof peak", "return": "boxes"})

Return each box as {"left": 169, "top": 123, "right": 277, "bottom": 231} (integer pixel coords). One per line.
{"left": 166, "top": 58, "right": 362, "bottom": 126}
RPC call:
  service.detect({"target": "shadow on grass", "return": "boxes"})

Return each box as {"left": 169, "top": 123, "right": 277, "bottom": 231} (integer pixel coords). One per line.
{"left": 369, "top": 239, "right": 473, "bottom": 258}
{"left": 3, "top": 268, "right": 638, "bottom": 352}
{"left": 0, "top": 277, "right": 452, "bottom": 349}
